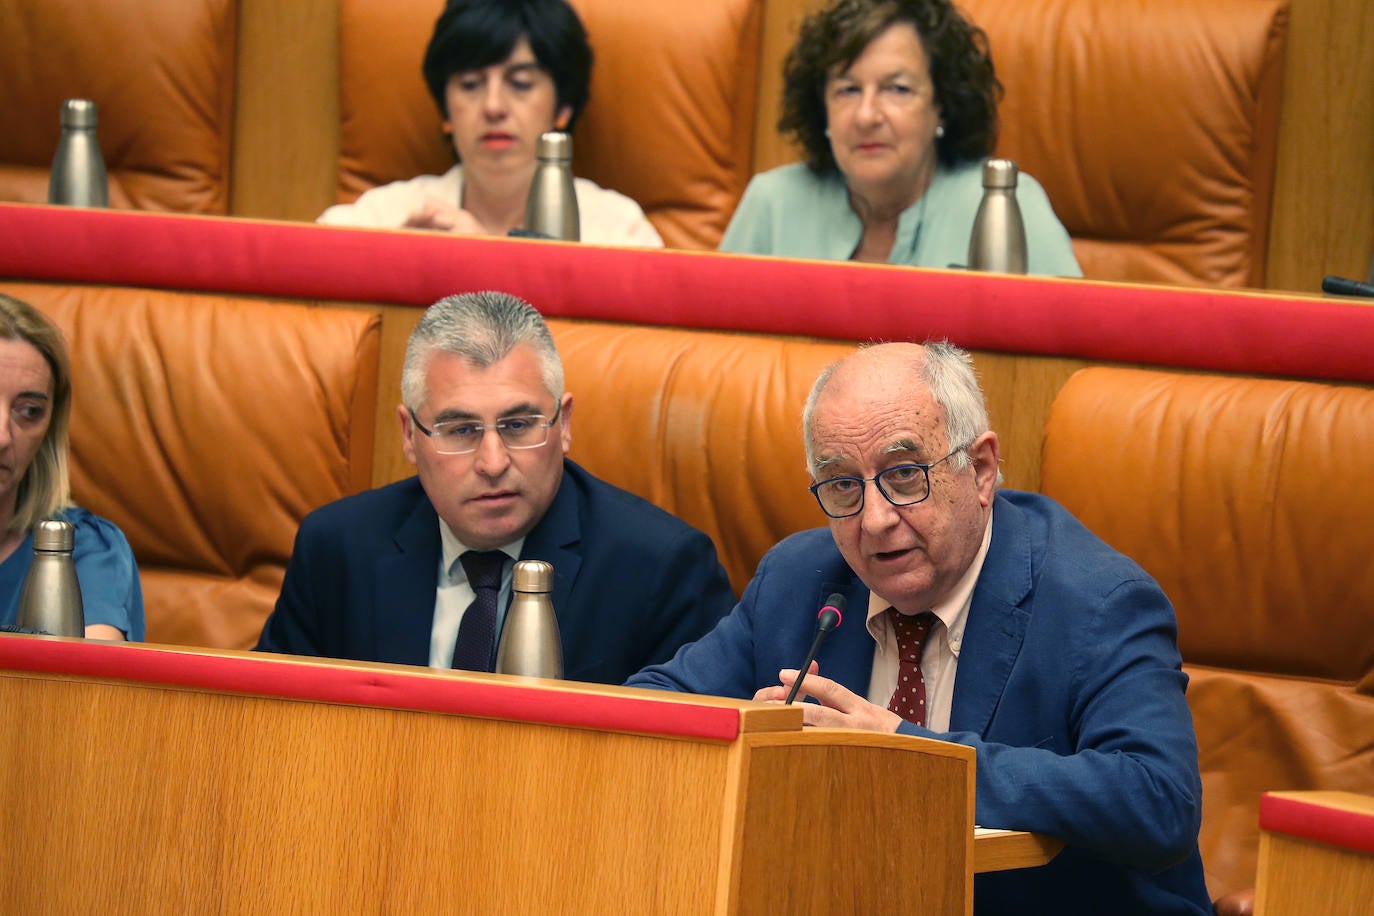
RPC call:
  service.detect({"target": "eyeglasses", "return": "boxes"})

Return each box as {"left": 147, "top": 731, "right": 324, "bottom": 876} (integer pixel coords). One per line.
{"left": 409, "top": 404, "right": 561, "bottom": 455}
{"left": 808, "top": 445, "right": 968, "bottom": 519}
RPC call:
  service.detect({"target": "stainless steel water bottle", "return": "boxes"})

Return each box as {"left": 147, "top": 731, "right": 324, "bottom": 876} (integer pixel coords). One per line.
{"left": 524, "top": 132, "right": 580, "bottom": 241}
{"left": 48, "top": 99, "right": 110, "bottom": 208}
{"left": 967, "top": 158, "right": 1027, "bottom": 274}
{"left": 495, "top": 560, "right": 562, "bottom": 678}
{"left": 16, "top": 519, "right": 85, "bottom": 637}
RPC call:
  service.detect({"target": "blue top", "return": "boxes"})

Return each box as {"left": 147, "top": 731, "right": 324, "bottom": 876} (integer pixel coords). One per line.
{"left": 719, "top": 160, "right": 1083, "bottom": 277}
{"left": 0, "top": 506, "right": 145, "bottom": 640}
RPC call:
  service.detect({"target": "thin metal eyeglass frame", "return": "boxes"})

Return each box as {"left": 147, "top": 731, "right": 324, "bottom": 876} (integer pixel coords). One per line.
{"left": 808, "top": 444, "right": 969, "bottom": 519}
{"left": 408, "top": 403, "right": 562, "bottom": 455}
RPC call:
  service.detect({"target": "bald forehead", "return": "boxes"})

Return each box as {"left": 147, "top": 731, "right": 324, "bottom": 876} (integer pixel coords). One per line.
{"left": 811, "top": 346, "right": 949, "bottom": 469}
{"left": 818, "top": 343, "right": 930, "bottom": 404}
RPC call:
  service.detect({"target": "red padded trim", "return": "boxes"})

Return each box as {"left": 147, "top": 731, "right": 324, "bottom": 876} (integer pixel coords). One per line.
{"left": 0, "top": 634, "right": 740, "bottom": 742}
{"left": 3, "top": 203, "right": 1373, "bottom": 383}
{"left": 1259, "top": 793, "right": 1374, "bottom": 856}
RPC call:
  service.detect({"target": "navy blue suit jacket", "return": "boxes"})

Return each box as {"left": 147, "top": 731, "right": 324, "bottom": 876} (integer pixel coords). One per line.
{"left": 257, "top": 460, "right": 735, "bottom": 685}
{"left": 629, "top": 491, "right": 1212, "bottom": 914}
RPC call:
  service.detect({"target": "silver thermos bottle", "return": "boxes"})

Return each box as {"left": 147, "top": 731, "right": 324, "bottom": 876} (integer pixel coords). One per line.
{"left": 524, "top": 131, "right": 579, "bottom": 241}
{"left": 494, "top": 560, "right": 562, "bottom": 678}
{"left": 48, "top": 99, "right": 109, "bottom": 208}
{"left": 16, "top": 519, "right": 85, "bottom": 637}
{"left": 967, "top": 158, "right": 1027, "bottom": 274}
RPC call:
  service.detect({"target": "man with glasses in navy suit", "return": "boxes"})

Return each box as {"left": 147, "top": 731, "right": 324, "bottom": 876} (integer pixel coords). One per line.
{"left": 257, "top": 291, "right": 734, "bottom": 685}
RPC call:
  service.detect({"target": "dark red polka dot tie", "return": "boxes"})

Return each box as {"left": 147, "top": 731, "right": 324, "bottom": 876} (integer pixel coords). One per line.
{"left": 887, "top": 608, "right": 937, "bottom": 727}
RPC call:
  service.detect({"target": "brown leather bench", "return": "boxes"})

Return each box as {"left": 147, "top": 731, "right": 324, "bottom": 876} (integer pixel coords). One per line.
{"left": 1041, "top": 366, "right": 1374, "bottom": 900}
{"left": 0, "top": 0, "right": 1329, "bottom": 290}
{"left": 3, "top": 280, "right": 380, "bottom": 649}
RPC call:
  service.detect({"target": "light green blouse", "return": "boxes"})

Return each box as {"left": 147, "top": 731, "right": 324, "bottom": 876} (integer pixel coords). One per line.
{"left": 719, "top": 160, "right": 1083, "bottom": 277}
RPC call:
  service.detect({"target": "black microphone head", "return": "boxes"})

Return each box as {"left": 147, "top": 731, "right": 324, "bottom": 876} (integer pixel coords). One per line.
{"left": 1322, "top": 275, "right": 1374, "bottom": 298}
{"left": 817, "top": 593, "right": 846, "bottom": 631}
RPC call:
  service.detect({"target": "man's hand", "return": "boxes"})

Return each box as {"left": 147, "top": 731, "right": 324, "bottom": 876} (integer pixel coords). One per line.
{"left": 403, "top": 196, "right": 489, "bottom": 235}
{"left": 753, "top": 662, "right": 904, "bottom": 732}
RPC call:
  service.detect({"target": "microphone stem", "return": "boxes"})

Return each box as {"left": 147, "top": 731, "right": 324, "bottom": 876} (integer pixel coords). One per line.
{"left": 784, "top": 630, "right": 827, "bottom": 705}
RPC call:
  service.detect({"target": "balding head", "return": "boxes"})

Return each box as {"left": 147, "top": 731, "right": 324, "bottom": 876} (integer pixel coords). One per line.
{"left": 803, "top": 341, "right": 991, "bottom": 477}
{"left": 802, "top": 340, "right": 1001, "bottom": 614}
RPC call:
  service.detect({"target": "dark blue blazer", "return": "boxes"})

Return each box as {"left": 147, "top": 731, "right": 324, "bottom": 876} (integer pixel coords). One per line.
{"left": 257, "top": 460, "right": 735, "bottom": 685}
{"left": 629, "top": 491, "right": 1212, "bottom": 914}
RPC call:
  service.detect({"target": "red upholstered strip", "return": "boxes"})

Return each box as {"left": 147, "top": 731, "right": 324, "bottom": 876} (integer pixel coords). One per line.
{"left": 0, "top": 635, "right": 741, "bottom": 742}
{"left": 1259, "top": 793, "right": 1374, "bottom": 857}
{"left": 3, "top": 202, "right": 1374, "bottom": 383}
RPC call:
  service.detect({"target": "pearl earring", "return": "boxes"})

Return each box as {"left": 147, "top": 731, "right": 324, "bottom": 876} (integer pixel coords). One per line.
{"left": 825, "top": 127, "right": 831, "bottom": 137}
{"left": 935, "top": 125, "right": 945, "bottom": 139}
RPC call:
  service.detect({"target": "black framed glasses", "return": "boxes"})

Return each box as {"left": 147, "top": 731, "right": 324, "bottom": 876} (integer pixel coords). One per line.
{"left": 808, "top": 445, "right": 968, "bottom": 518}
{"left": 409, "top": 404, "right": 561, "bottom": 455}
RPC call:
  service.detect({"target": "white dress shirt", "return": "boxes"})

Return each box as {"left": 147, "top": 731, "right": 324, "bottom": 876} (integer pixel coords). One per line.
{"left": 864, "top": 513, "right": 994, "bottom": 731}
{"left": 428, "top": 520, "right": 526, "bottom": 669}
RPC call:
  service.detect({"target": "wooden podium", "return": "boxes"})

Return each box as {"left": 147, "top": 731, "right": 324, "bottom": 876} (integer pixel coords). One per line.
{"left": 0, "top": 635, "right": 1056, "bottom": 914}
{"left": 1253, "top": 791, "right": 1374, "bottom": 915}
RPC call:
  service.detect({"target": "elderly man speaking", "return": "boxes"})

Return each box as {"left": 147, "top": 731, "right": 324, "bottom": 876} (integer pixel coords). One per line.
{"left": 627, "top": 341, "right": 1212, "bottom": 915}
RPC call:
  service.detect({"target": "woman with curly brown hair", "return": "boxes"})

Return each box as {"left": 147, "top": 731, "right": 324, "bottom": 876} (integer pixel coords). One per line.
{"left": 720, "top": 0, "right": 1079, "bottom": 275}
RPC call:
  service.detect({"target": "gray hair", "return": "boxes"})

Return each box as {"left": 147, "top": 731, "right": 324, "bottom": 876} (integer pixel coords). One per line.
{"left": 803, "top": 340, "right": 992, "bottom": 475}
{"left": 401, "top": 291, "right": 564, "bottom": 409}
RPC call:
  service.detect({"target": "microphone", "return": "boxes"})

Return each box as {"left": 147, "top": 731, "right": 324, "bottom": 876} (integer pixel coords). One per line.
{"left": 784, "top": 593, "right": 846, "bottom": 705}
{"left": 1322, "top": 275, "right": 1374, "bottom": 298}
{"left": 508, "top": 227, "right": 555, "bottom": 240}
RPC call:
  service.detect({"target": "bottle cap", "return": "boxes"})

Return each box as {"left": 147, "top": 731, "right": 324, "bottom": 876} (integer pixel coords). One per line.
{"left": 32, "top": 518, "right": 76, "bottom": 552}
{"left": 512, "top": 559, "right": 554, "bottom": 593}
{"left": 536, "top": 131, "right": 572, "bottom": 162}
{"left": 60, "top": 99, "right": 99, "bottom": 129}
{"left": 981, "top": 158, "right": 1019, "bottom": 189}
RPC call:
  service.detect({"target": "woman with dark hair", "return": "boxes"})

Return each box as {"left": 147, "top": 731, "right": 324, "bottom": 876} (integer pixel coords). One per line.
{"left": 720, "top": 0, "right": 1079, "bottom": 274}
{"left": 320, "top": 0, "right": 662, "bottom": 247}
{"left": 0, "top": 293, "right": 143, "bottom": 640}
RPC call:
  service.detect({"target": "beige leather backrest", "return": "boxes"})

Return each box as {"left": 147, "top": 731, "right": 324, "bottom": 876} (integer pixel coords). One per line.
{"left": 551, "top": 319, "right": 850, "bottom": 592}
{"left": 0, "top": 0, "right": 238, "bottom": 214}
{"left": 1041, "top": 366, "right": 1374, "bottom": 897}
{"left": 963, "top": 0, "right": 1290, "bottom": 287}
{"left": 2, "top": 281, "right": 381, "bottom": 650}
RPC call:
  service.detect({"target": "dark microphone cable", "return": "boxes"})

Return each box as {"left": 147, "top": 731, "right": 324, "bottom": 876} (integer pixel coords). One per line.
{"left": 784, "top": 593, "right": 846, "bottom": 705}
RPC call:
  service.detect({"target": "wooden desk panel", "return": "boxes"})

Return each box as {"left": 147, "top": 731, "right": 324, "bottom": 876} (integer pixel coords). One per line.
{"left": 0, "top": 640, "right": 1057, "bottom": 914}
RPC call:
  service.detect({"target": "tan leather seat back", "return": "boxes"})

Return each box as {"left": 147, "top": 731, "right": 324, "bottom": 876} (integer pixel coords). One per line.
{"left": 335, "top": 0, "right": 762, "bottom": 250}
{"left": 961, "top": 0, "right": 1290, "bottom": 287}
{"left": 0, "top": 0, "right": 238, "bottom": 214}
{"left": 5, "top": 282, "right": 381, "bottom": 650}
{"left": 551, "top": 319, "right": 850, "bottom": 592}
{"left": 1041, "top": 366, "right": 1374, "bottom": 896}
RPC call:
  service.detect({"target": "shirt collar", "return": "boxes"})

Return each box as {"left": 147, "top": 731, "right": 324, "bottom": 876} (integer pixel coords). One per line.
{"left": 864, "top": 505, "right": 995, "bottom": 654}
{"left": 439, "top": 520, "right": 523, "bottom": 584}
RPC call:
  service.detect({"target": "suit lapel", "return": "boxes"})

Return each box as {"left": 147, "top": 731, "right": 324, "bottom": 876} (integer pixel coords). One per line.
{"left": 373, "top": 489, "right": 443, "bottom": 666}
{"left": 950, "top": 495, "right": 1033, "bottom": 736}
{"left": 520, "top": 466, "right": 583, "bottom": 631}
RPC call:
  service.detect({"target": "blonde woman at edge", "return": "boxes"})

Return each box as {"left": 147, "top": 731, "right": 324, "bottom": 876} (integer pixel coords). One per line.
{"left": 0, "top": 292, "right": 143, "bottom": 640}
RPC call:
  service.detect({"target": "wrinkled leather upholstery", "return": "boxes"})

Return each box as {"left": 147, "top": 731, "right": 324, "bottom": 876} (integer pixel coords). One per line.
{"left": 334, "top": 0, "right": 762, "bottom": 250}
{"left": 1041, "top": 367, "right": 1374, "bottom": 899}
{"left": 0, "top": 0, "right": 1289, "bottom": 288}
{"left": 551, "top": 319, "right": 852, "bottom": 593}
{"left": 1, "top": 281, "right": 381, "bottom": 649}
{"left": 961, "top": 0, "right": 1289, "bottom": 288}
{"left": 0, "top": 0, "right": 237, "bottom": 214}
